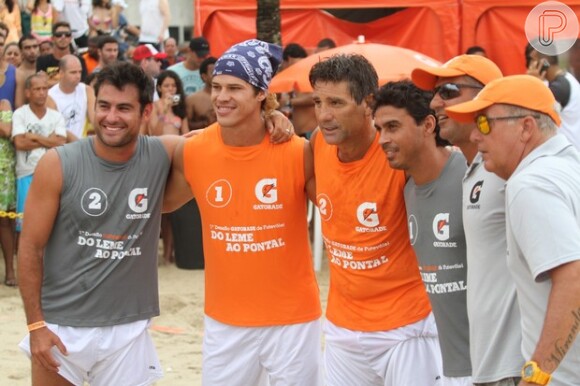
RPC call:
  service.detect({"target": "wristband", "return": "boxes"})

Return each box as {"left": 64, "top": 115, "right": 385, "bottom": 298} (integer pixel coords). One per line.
{"left": 27, "top": 320, "right": 46, "bottom": 332}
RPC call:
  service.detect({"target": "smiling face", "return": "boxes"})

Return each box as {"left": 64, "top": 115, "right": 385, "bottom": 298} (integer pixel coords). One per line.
{"left": 375, "top": 105, "right": 427, "bottom": 171}
{"left": 211, "top": 74, "right": 264, "bottom": 129}
{"left": 312, "top": 80, "right": 371, "bottom": 147}
{"left": 94, "top": 83, "right": 149, "bottom": 149}
{"left": 430, "top": 75, "right": 482, "bottom": 147}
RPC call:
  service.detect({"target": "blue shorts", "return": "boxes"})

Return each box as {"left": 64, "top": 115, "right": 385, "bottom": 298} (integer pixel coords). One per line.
{"left": 16, "top": 174, "right": 33, "bottom": 232}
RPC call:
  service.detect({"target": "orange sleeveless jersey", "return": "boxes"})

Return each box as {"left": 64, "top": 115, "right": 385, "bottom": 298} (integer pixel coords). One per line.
{"left": 183, "top": 123, "right": 321, "bottom": 326}
{"left": 314, "top": 132, "right": 431, "bottom": 331}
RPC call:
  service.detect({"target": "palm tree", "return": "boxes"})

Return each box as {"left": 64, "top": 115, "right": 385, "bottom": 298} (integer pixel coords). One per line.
{"left": 256, "top": 0, "right": 281, "bottom": 44}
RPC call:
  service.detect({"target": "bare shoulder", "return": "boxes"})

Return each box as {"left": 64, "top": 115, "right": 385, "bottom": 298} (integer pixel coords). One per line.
{"left": 159, "top": 134, "right": 185, "bottom": 161}
{"left": 35, "top": 149, "right": 63, "bottom": 192}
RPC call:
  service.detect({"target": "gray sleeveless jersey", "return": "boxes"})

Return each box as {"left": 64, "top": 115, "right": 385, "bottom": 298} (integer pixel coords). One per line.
{"left": 404, "top": 151, "right": 471, "bottom": 377}
{"left": 42, "top": 136, "right": 170, "bottom": 327}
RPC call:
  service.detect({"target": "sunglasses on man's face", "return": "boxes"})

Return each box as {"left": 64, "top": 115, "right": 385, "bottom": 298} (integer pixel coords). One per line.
{"left": 475, "top": 114, "right": 540, "bottom": 135}
{"left": 54, "top": 32, "right": 72, "bottom": 38}
{"left": 434, "top": 83, "right": 483, "bottom": 100}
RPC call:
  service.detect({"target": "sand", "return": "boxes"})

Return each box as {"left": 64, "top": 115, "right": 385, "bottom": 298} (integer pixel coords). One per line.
{"left": 0, "top": 256, "right": 329, "bottom": 385}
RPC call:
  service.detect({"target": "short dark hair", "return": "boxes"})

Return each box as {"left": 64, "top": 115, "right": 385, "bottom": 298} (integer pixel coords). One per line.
{"left": 374, "top": 80, "right": 449, "bottom": 147}
{"left": 283, "top": 43, "right": 307, "bottom": 61}
{"left": 94, "top": 62, "right": 153, "bottom": 112}
{"left": 309, "top": 54, "right": 378, "bottom": 104}
{"left": 465, "top": 45, "right": 486, "bottom": 55}
{"left": 24, "top": 72, "right": 46, "bottom": 89}
{"left": 98, "top": 35, "right": 118, "bottom": 50}
{"left": 317, "top": 38, "right": 336, "bottom": 49}
{"left": 200, "top": 56, "right": 217, "bottom": 76}
{"left": 53, "top": 21, "right": 71, "bottom": 35}
{"left": 18, "top": 34, "right": 38, "bottom": 50}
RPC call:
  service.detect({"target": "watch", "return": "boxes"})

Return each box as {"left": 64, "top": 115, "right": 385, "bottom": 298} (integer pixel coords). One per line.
{"left": 522, "top": 360, "right": 552, "bottom": 385}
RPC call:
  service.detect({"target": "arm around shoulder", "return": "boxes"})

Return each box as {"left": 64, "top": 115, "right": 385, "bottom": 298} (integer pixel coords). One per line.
{"left": 161, "top": 136, "right": 194, "bottom": 212}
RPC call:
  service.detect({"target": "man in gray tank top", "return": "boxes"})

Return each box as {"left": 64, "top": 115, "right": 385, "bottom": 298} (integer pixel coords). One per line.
{"left": 17, "top": 62, "right": 183, "bottom": 386}
{"left": 375, "top": 80, "right": 472, "bottom": 385}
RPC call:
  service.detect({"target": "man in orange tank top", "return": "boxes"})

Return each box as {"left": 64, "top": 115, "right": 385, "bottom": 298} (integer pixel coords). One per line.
{"left": 164, "top": 40, "right": 321, "bottom": 386}
{"left": 309, "top": 54, "right": 443, "bottom": 385}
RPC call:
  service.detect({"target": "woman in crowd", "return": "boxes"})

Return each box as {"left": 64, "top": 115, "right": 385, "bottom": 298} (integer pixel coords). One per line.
{"left": 3, "top": 42, "right": 20, "bottom": 67}
{"left": 0, "top": 0, "right": 22, "bottom": 43}
{"left": 89, "top": 0, "right": 117, "bottom": 36}
{"left": 27, "top": 0, "right": 54, "bottom": 42}
{"left": 149, "top": 70, "right": 188, "bottom": 265}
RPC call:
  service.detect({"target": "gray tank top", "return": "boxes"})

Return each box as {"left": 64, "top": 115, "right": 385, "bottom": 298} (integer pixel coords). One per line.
{"left": 42, "top": 136, "right": 170, "bottom": 327}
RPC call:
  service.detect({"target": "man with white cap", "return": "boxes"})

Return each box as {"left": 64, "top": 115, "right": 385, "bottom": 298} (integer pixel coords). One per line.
{"left": 446, "top": 74, "right": 580, "bottom": 386}
{"left": 412, "top": 55, "right": 523, "bottom": 386}
{"left": 164, "top": 39, "right": 321, "bottom": 385}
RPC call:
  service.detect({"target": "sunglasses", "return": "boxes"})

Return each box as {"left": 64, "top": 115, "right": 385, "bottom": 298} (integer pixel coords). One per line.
{"left": 54, "top": 32, "right": 72, "bottom": 38}
{"left": 475, "top": 114, "right": 540, "bottom": 135}
{"left": 434, "top": 83, "right": 482, "bottom": 100}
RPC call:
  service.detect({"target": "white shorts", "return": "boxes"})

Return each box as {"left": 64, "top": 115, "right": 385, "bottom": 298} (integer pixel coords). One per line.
{"left": 19, "top": 319, "right": 163, "bottom": 386}
{"left": 202, "top": 315, "right": 322, "bottom": 386}
{"left": 324, "top": 313, "right": 443, "bottom": 386}
{"left": 442, "top": 375, "right": 473, "bottom": 386}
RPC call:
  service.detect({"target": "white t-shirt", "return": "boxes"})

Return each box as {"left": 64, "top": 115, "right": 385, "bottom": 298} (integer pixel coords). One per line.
{"left": 52, "top": 0, "right": 92, "bottom": 39}
{"left": 11, "top": 105, "right": 67, "bottom": 178}
{"left": 49, "top": 83, "right": 88, "bottom": 139}
{"left": 139, "top": 0, "right": 169, "bottom": 43}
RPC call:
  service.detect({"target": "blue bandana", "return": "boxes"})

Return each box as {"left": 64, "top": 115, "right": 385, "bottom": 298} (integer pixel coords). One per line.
{"left": 213, "top": 39, "right": 282, "bottom": 90}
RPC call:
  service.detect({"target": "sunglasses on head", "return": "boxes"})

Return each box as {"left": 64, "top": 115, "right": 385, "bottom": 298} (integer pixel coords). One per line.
{"left": 434, "top": 83, "right": 483, "bottom": 100}
{"left": 475, "top": 114, "right": 540, "bottom": 135}
{"left": 54, "top": 32, "right": 72, "bottom": 38}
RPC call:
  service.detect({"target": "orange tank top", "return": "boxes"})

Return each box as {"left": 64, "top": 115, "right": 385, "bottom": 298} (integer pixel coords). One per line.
{"left": 183, "top": 123, "right": 321, "bottom": 326}
{"left": 314, "top": 131, "right": 431, "bottom": 331}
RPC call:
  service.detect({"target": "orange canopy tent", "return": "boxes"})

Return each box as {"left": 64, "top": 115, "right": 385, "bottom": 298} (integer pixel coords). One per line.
{"left": 194, "top": 0, "right": 580, "bottom": 77}
{"left": 194, "top": 0, "right": 460, "bottom": 62}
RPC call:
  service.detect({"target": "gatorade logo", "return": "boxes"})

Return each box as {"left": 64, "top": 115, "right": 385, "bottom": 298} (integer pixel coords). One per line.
{"left": 255, "top": 178, "right": 278, "bottom": 204}
{"left": 432, "top": 213, "right": 450, "bottom": 241}
{"left": 470, "top": 180, "right": 484, "bottom": 204}
{"left": 128, "top": 188, "right": 148, "bottom": 213}
{"left": 356, "top": 202, "right": 379, "bottom": 227}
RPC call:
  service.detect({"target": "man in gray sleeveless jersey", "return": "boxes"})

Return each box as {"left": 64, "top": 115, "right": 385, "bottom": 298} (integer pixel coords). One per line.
{"left": 375, "top": 80, "right": 471, "bottom": 385}
{"left": 17, "top": 62, "right": 183, "bottom": 386}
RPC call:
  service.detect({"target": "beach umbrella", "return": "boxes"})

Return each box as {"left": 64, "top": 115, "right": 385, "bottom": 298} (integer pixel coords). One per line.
{"left": 270, "top": 41, "right": 441, "bottom": 93}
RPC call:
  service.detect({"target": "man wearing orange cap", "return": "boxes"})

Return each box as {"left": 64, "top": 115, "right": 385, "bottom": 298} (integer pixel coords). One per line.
{"left": 412, "top": 55, "right": 524, "bottom": 386}
{"left": 446, "top": 75, "right": 580, "bottom": 386}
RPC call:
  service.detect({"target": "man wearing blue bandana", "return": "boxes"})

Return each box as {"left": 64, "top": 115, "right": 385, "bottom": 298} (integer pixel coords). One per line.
{"left": 164, "top": 39, "right": 321, "bottom": 386}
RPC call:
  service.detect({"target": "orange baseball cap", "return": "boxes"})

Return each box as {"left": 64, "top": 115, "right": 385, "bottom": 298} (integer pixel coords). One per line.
{"left": 412, "top": 54, "right": 503, "bottom": 90}
{"left": 445, "top": 75, "right": 561, "bottom": 126}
